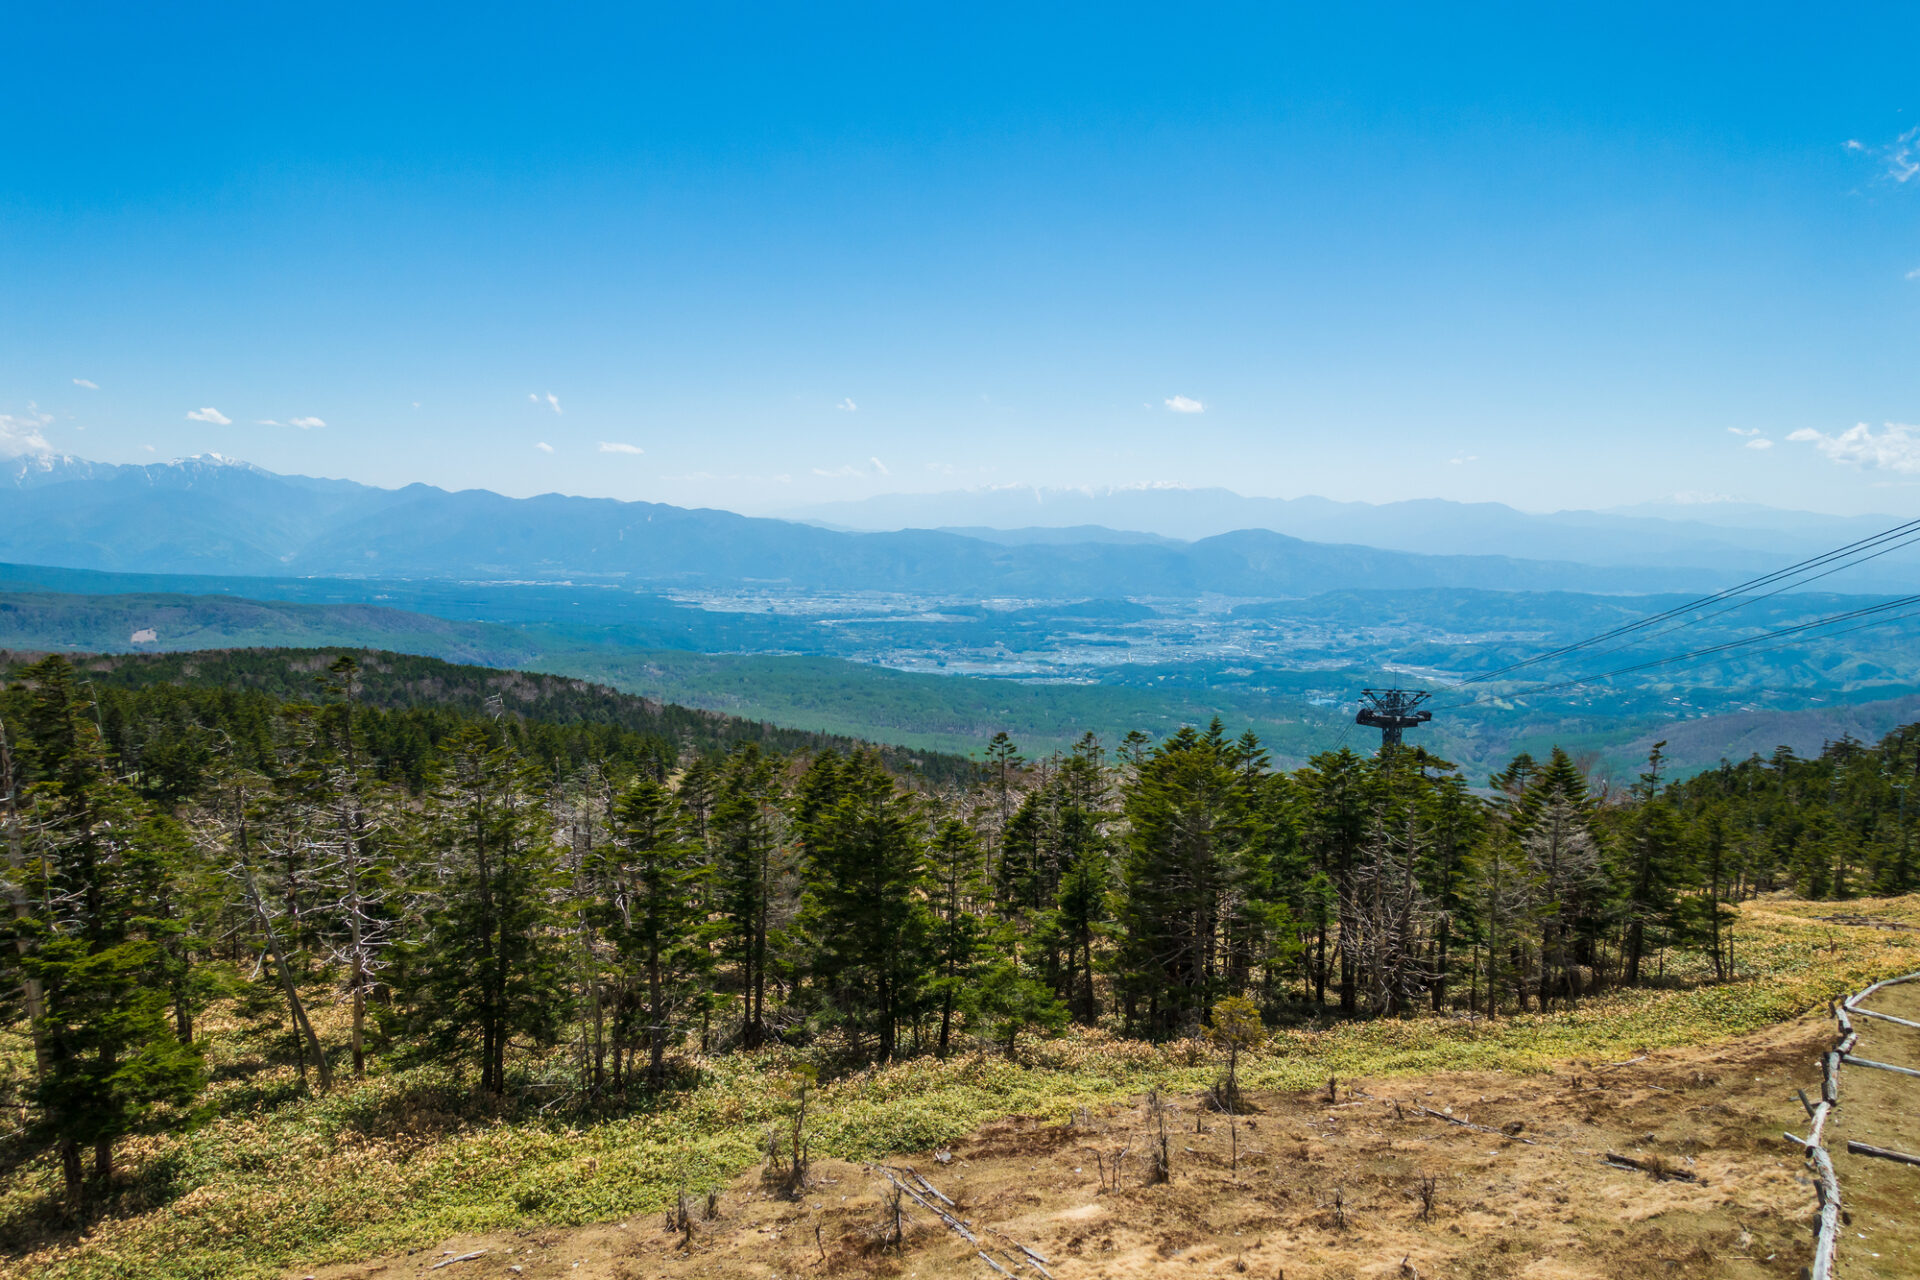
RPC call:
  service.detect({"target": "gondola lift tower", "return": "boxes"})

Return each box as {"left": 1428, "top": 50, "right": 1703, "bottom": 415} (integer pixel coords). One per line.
{"left": 1356, "top": 687, "right": 1432, "bottom": 752}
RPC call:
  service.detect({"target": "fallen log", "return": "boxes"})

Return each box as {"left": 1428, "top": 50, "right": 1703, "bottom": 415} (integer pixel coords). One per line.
{"left": 1846, "top": 1140, "right": 1920, "bottom": 1169}
{"left": 868, "top": 1165, "right": 980, "bottom": 1247}
{"left": 1601, "top": 1152, "right": 1701, "bottom": 1184}
{"left": 430, "top": 1251, "right": 487, "bottom": 1270}
{"left": 1597, "top": 1054, "right": 1649, "bottom": 1071}
{"left": 1412, "top": 1106, "right": 1540, "bottom": 1146}
{"left": 1846, "top": 1006, "right": 1920, "bottom": 1031}
{"left": 906, "top": 1168, "right": 954, "bottom": 1206}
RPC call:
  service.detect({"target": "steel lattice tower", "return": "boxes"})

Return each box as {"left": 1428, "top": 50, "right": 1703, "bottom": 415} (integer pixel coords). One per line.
{"left": 1356, "top": 687, "right": 1432, "bottom": 751}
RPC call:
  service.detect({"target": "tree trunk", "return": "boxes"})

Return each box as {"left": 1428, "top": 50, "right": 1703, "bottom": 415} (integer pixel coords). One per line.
{"left": 648, "top": 941, "right": 665, "bottom": 1088}
{"left": 61, "top": 1138, "right": 83, "bottom": 1216}
{"left": 1313, "top": 920, "right": 1328, "bottom": 1007}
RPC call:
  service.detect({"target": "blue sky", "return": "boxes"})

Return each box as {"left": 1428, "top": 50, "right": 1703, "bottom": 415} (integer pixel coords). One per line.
{"left": 3, "top": 4, "right": 1918, "bottom": 516}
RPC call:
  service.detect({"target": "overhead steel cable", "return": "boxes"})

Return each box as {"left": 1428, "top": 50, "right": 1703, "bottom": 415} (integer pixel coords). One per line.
{"left": 1436, "top": 592, "right": 1920, "bottom": 710}
{"left": 1712, "top": 602, "right": 1920, "bottom": 667}
{"left": 1457, "top": 515, "right": 1920, "bottom": 688}
{"left": 1504, "top": 525, "right": 1920, "bottom": 677}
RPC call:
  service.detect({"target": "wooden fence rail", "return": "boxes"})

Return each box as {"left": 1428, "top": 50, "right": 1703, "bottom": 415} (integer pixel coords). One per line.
{"left": 1787, "top": 969, "right": 1920, "bottom": 1280}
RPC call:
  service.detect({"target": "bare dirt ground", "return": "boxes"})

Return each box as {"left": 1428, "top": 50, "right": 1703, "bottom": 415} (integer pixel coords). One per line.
{"left": 287, "top": 1010, "right": 1883, "bottom": 1280}
{"left": 1827, "top": 978, "right": 1920, "bottom": 1280}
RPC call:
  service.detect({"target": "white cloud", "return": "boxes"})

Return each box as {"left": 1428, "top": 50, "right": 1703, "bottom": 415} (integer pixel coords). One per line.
{"left": 598, "top": 441, "right": 643, "bottom": 455}
{"left": 836, "top": 398, "right": 857, "bottom": 412}
{"left": 531, "top": 392, "right": 562, "bottom": 414}
{"left": 289, "top": 416, "right": 325, "bottom": 429}
{"left": 1907, "top": 266, "right": 1920, "bottom": 280}
{"left": 1448, "top": 455, "right": 1478, "bottom": 465}
{"left": 1727, "top": 426, "right": 1762, "bottom": 436}
{"left": 869, "top": 456, "right": 890, "bottom": 476}
{"left": 1165, "top": 395, "right": 1205, "bottom": 414}
{"left": 1851, "top": 127, "right": 1920, "bottom": 183}
{"left": 1788, "top": 422, "right": 1920, "bottom": 473}
{"left": 186, "top": 406, "right": 231, "bottom": 425}
{"left": 0, "top": 408, "right": 52, "bottom": 457}
{"left": 142, "top": 444, "right": 155, "bottom": 452}
{"left": 1744, "top": 437, "right": 1773, "bottom": 450}
{"left": 72, "top": 378, "right": 98, "bottom": 390}
{"left": 535, "top": 441, "right": 555, "bottom": 453}
{"left": 1890, "top": 127, "right": 1920, "bottom": 183}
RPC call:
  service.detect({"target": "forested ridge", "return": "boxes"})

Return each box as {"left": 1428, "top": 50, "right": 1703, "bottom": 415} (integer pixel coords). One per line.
{"left": 0, "top": 647, "right": 971, "bottom": 785}
{"left": 2, "top": 647, "right": 1917, "bottom": 1223}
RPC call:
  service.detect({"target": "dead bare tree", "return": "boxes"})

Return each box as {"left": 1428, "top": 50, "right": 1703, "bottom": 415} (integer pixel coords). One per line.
{"left": 1342, "top": 821, "right": 1432, "bottom": 1015}
{"left": 554, "top": 766, "right": 614, "bottom": 1097}
{"left": 209, "top": 775, "right": 332, "bottom": 1092}
{"left": 1523, "top": 797, "right": 1600, "bottom": 1010}
{"left": 1145, "top": 1088, "right": 1172, "bottom": 1183}
{"left": 319, "top": 656, "right": 392, "bottom": 1078}
{"left": 318, "top": 771, "right": 393, "bottom": 1080}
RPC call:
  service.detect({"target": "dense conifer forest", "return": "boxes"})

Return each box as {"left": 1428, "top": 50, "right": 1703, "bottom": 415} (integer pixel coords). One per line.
{"left": 3, "top": 647, "right": 1917, "bottom": 1217}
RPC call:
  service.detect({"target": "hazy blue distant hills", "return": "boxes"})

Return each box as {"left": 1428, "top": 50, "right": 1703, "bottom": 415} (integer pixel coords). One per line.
{"left": 0, "top": 453, "right": 1731, "bottom": 595}
{"left": 788, "top": 485, "right": 1920, "bottom": 586}
{"left": 0, "top": 453, "right": 394, "bottom": 574}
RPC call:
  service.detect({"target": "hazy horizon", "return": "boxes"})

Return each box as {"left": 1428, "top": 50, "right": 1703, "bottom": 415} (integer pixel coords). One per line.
{"left": 13, "top": 448, "right": 1911, "bottom": 527}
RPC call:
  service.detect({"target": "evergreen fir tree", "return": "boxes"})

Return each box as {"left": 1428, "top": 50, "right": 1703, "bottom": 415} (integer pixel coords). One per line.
{"left": 609, "top": 778, "right": 711, "bottom": 1087}
{"left": 794, "top": 751, "right": 930, "bottom": 1060}
{"left": 398, "top": 725, "right": 567, "bottom": 1093}
{"left": 12, "top": 656, "right": 204, "bottom": 1212}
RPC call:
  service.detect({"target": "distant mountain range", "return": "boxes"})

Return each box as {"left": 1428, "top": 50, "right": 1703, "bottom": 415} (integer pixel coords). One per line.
{"left": 787, "top": 485, "right": 1920, "bottom": 586}
{"left": 0, "top": 452, "right": 1740, "bottom": 597}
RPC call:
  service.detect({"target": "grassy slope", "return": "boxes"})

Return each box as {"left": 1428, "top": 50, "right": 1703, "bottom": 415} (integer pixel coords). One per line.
{"left": 4, "top": 896, "right": 1915, "bottom": 1280}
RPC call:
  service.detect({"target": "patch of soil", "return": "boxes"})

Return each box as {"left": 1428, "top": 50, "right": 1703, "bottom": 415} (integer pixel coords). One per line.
{"left": 289, "top": 1017, "right": 1840, "bottom": 1280}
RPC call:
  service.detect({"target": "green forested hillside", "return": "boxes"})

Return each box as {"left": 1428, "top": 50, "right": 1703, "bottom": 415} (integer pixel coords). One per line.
{"left": 0, "top": 589, "right": 537, "bottom": 665}
{"left": 6, "top": 647, "right": 972, "bottom": 785}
